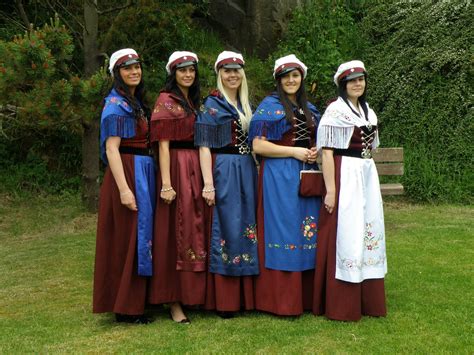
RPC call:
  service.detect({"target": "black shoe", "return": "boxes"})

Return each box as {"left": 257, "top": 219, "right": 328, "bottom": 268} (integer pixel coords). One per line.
{"left": 217, "top": 311, "right": 235, "bottom": 319}
{"left": 169, "top": 310, "right": 191, "bottom": 324}
{"left": 115, "top": 313, "right": 153, "bottom": 324}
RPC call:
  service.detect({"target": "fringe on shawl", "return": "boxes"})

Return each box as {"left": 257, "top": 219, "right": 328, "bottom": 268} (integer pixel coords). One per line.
{"left": 248, "top": 119, "right": 292, "bottom": 147}
{"left": 150, "top": 116, "right": 195, "bottom": 142}
{"left": 194, "top": 120, "right": 232, "bottom": 148}
{"left": 316, "top": 125, "right": 354, "bottom": 152}
{"left": 100, "top": 114, "right": 136, "bottom": 164}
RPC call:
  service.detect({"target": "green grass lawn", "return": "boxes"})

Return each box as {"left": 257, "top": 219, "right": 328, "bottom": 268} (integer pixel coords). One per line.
{"left": 0, "top": 193, "right": 472, "bottom": 353}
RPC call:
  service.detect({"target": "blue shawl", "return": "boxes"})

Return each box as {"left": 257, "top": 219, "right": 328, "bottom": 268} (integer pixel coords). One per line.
{"left": 100, "top": 89, "right": 136, "bottom": 164}
{"left": 248, "top": 93, "right": 320, "bottom": 146}
{"left": 194, "top": 92, "right": 239, "bottom": 148}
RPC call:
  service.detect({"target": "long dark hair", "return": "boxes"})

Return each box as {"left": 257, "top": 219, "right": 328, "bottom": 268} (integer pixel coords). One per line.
{"left": 112, "top": 64, "right": 151, "bottom": 120}
{"left": 276, "top": 69, "right": 314, "bottom": 129}
{"left": 164, "top": 65, "right": 201, "bottom": 114}
{"left": 337, "top": 73, "right": 369, "bottom": 119}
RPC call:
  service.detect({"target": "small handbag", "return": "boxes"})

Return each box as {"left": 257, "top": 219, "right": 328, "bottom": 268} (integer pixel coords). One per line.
{"left": 299, "top": 163, "right": 326, "bottom": 197}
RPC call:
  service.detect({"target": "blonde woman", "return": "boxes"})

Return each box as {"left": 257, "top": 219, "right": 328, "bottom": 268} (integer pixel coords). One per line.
{"left": 196, "top": 51, "right": 257, "bottom": 317}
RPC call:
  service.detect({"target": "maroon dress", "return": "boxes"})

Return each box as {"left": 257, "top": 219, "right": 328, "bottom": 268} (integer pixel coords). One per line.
{"left": 148, "top": 92, "right": 210, "bottom": 306}
{"left": 313, "top": 128, "right": 387, "bottom": 321}
{"left": 254, "top": 127, "right": 316, "bottom": 316}
{"left": 93, "top": 118, "right": 152, "bottom": 315}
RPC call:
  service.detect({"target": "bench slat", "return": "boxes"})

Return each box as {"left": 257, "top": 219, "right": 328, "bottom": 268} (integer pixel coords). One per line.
{"left": 372, "top": 148, "right": 404, "bottom": 162}
{"left": 375, "top": 163, "right": 404, "bottom": 175}
{"left": 381, "top": 183, "right": 404, "bottom": 195}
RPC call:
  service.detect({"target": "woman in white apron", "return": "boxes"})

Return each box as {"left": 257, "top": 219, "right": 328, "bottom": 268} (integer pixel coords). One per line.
{"left": 313, "top": 60, "right": 387, "bottom": 321}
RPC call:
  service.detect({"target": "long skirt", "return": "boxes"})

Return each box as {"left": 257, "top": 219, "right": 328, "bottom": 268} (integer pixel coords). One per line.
{"left": 205, "top": 153, "right": 257, "bottom": 312}
{"left": 148, "top": 148, "right": 209, "bottom": 306}
{"left": 313, "top": 155, "right": 387, "bottom": 321}
{"left": 93, "top": 154, "right": 156, "bottom": 315}
{"left": 254, "top": 159, "right": 320, "bottom": 316}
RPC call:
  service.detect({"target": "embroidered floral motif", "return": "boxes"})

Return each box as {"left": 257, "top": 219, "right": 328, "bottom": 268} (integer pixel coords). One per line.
{"left": 153, "top": 101, "right": 184, "bottom": 113}
{"left": 337, "top": 256, "right": 386, "bottom": 270}
{"left": 186, "top": 248, "right": 206, "bottom": 261}
{"left": 267, "top": 243, "right": 317, "bottom": 250}
{"left": 364, "top": 222, "right": 383, "bottom": 251}
{"left": 256, "top": 108, "right": 285, "bottom": 116}
{"left": 243, "top": 224, "right": 257, "bottom": 244}
{"left": 219, "top": 239, "right": 254, "bottom": 265}
{"left": 301, "top": 216, "right": 317, "bottom": 241}
{"left": 105, "top": 96, "right": 128, "bottom": 108}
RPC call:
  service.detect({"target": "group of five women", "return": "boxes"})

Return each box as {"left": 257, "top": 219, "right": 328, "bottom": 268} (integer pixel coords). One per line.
{"left": 93, "top": 48, "right": 388, "bottom": 324}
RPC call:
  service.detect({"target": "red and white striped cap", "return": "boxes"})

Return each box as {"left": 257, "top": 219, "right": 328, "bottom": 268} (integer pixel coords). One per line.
{"left": 166, "top": 51, "right": 199, "bottom": 74}
{"left": 334, "top": 60, "right": 366, "bottom": 86}
{"left": 273, "top": 54, "right": 307, "bottom": 79}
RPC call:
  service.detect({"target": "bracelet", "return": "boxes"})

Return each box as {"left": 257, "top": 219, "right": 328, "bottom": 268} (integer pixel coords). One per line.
{"left": 161, "top": 187, "right": 174, "bottom": 192}
{"left": 202, "top": 187, "right": 215, "bottom": 193}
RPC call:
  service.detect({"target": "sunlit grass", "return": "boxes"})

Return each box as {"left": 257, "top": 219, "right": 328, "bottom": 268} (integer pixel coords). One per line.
{"left": 0, "top": 194, "right": 472, "bottom": 353}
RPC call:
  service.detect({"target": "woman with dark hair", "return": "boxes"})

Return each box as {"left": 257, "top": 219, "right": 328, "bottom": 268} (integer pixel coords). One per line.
{"left": 93, "top": 48, "right": 155, "bottom": 324}
{"left": 313, "top": 60, "right": 387, "bottom": 321}
{"left": 148, "top": 51, "right": 208, "bottom": 324}
{"left": 195, "top": 51, "right": 258, "bottom": 317}
{"left": 249, "top": 54, "right": 321, "bottom": 316}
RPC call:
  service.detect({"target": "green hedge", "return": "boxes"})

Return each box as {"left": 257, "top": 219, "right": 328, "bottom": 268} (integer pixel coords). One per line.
{"left": 274, "top": 0, "right": 473, "bottom": 203}
{"left": 361, "top": 0, "right": 473, "bottom": 203}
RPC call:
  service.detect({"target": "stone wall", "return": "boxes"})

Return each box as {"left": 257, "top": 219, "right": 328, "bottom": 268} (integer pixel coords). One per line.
{"left": 207, "top": 0, "right": 306, "bottom": 58}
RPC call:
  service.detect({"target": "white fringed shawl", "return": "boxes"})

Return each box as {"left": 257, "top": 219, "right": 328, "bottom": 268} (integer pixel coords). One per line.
{"left": 317, "top": 97, "right": 379, "bottom": 151}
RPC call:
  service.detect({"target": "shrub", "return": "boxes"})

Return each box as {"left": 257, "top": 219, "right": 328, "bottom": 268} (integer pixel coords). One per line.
{"left": 361, "top": 0, "right": 473, "bottom": 203}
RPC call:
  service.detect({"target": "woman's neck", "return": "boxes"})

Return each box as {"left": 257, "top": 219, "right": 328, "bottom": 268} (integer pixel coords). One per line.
{"left": 178, "top": 85, "right": 189, "bottom": 99}
{"left": 287, "top": 94, "right": 297, "bottom": 106}
{"left": 348, "top": 97, "right": 359, "bottom": 110}
{"left": 226, "top": 88, "right": 239, "bottom": 106}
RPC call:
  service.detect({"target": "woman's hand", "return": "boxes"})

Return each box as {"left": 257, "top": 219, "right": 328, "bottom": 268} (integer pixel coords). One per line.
{"left": 160, "top": 186, "right": 176, "bottom": 204}
{"left": 307, "top": 146, "right": 318, "bottom": 164}
{"left": 293, "top": 147, "right": 312, "bottom": 162}
{"left": 324, "top": 191, "right": 336, "bottom": 214}
{"left": 202, "top": 186, "right": 215, "bottom": 206}
{"left": 120, "top": 189, "right": 138, "bottom": 211}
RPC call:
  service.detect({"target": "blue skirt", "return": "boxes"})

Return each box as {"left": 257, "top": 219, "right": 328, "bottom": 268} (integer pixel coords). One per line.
{"left": 209, "top": 154, "right": 258, "bottom": 276}
{"left": 262, "top": 158, "right": 321, "bottom": 271}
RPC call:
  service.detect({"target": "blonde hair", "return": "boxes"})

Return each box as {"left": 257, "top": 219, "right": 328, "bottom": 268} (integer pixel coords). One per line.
{"left": 217, "top": 68, "right": 252, "bottom": 132}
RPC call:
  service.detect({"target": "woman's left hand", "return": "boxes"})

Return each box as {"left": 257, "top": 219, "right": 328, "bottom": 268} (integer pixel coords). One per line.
{"left": 202, "top": 186, "right": 215, "bottom": 206}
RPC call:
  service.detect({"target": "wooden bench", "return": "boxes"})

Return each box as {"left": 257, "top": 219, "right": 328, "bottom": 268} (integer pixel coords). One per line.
{"left": 372, "top": 147, "right": 404, "bottom": 195}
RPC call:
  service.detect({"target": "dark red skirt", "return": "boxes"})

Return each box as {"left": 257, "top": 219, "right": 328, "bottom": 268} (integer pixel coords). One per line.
{"left": 148, "top": 148, "right": 209, "bottom": 305}
{"left": 204, "top": 273, "right": 255, "bottom": 311}
{"left": 93, "top": 154, "right": 147, "bottom": 315}
{"left": 254, "top": 161, "right": 314, "bottom": 316}
{"left": 313, "top": 155, "right": 387, "bottom": 321}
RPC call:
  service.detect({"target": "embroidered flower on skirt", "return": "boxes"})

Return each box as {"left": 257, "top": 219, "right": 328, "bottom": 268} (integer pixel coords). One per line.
{"left": 219, "top": 239, "right": 254, "bottom": 265}
{"left": 186, "top": 248, "right": 207, "bottom": 261}
{"left": 243, "top": 224, "right": 257, "bottom": 244}
{"left": 301, "top": 216, "right": 317, "bottom": 241}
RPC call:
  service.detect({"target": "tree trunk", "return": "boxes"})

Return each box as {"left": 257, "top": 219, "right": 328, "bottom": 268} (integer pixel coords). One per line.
{"left": 82, "top": 0, "right": 100, "bottom": 211}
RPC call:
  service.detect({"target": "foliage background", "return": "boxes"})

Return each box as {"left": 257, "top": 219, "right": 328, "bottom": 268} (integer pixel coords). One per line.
{"left": 0, "top": 0, "right": 472, "bottom": 203}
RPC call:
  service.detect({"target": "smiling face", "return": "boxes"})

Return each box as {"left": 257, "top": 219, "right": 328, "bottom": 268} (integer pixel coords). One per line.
{"left": 175, "top": 65, "right": 196, "bottom": 93}
{"left": 280, "top": 69, "right": 302, "bottom": 99}
{"left": 345, "top": 75, "right": 366, "bottom": 103}
{"left": 119, "top": 63, "right": 142, "bottom": 89}
{"left": 220, "top": 68, "right": 242, "bottom": 92}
